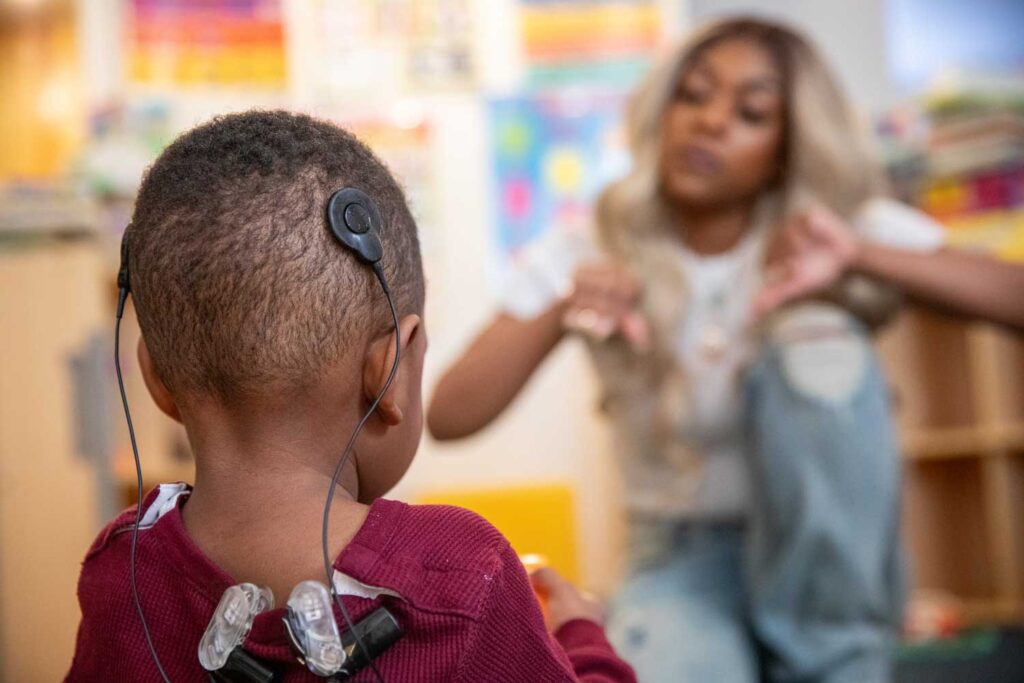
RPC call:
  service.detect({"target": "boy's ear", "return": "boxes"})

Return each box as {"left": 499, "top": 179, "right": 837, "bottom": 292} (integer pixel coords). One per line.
{"left": 362, "top": 314, "right": 423, "bottom": 426}
{"left": 137, "top": 336, "right": 183, "bottom": 423}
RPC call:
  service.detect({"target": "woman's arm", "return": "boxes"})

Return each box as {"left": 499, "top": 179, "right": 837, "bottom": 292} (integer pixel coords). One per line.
{"left": 755, "top": 207, "right": 1024, "bottom": 332}
{"left": 854, "top": 242, "right": 1024, "bottom": 331}
{"left": 427, "top": 303, "right": 568, "bottom": 440}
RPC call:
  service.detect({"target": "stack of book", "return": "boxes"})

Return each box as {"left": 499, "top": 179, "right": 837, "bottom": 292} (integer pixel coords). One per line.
{"left": 878, "top": 79, "right": 1024, "bottom": 260}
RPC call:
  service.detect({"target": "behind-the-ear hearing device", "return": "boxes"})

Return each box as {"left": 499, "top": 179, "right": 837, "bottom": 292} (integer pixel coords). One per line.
{"left": 327, "top": 187, "right": 384, "bottom": 265}
{"left": 116, "top": 228, "right": 131, "bottom": 317}
{"left": 116, "top": 187, "right": 401, "bottom": 682}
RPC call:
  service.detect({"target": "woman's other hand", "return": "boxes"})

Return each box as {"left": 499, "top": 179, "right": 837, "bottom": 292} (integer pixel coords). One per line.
{"left": 755, "top": 205, "right": 861, "bottom": 316}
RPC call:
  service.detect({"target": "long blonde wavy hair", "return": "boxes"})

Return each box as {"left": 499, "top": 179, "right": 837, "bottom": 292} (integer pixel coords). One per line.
{"left": 589, "top": 17, "right": 895, "bottom": 478}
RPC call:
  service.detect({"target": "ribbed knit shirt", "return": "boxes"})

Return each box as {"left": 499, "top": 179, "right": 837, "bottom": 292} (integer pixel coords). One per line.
{"left": 67, "top": 485, "right": 636, "bottom": 682}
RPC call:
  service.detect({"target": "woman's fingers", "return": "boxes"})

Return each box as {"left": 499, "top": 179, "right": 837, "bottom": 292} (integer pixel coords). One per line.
{"left": 563, "top": 306, "right": 617, "bottom": 340}
{"left": 566, "top": 262, "right": 646, "bottom": 347}
{"left": 620, "top": 311, "right": 651, "bottom": 352}
{"left": 754, "top": 258, "right": 804, "bottom": 315}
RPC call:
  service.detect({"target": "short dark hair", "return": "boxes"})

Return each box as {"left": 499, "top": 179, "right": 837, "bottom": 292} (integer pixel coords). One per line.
{"left": 128, "top": 110, "right": 424, "bottom": 402}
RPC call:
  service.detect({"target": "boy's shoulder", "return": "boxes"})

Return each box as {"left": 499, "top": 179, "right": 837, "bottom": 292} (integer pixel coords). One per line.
{"left": 79, "top": 483, "right": 189, "bottom": 572}
{"left": 69, "top": 485, "right": 198, "bottom": 680}
{"left": 348, "top": 499, "right": 525, "bottom": 619}
{"left": 75, "top": 484, "right": 192, "bottom": 620}
{"left": 385, "top": 499, "right": 509, "bottom": 554}
{"left": 74, "top": 505, "right": 137, "bottom": 620}
{"left": 78, "top": 484, "right": 200, "bottom": 624}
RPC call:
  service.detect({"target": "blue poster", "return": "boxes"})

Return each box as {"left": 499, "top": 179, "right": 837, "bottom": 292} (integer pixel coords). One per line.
{"left": 489, "top": 93, "right": 630, "bottom": 265}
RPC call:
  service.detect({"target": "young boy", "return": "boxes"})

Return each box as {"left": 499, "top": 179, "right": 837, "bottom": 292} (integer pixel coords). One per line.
{"left": 67, "top": 111, "right": 635, "bottom": 682}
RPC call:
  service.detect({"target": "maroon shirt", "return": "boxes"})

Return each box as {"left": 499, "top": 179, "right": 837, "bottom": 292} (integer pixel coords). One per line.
{"left": 67, "top": 485, "right": 636, "bottom": 682}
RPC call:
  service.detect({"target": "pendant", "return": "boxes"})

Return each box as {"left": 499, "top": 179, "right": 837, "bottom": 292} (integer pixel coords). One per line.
{"left": 699, "top": 324, "right": 729, "bottom": 360}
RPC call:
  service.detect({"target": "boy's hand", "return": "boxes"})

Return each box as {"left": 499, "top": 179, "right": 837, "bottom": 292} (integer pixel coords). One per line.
{"left": 563, "top": 261, "right": 649, "bottom": 351}
{"left": 754, "top": 205, "right": 861, "bottom": 316}
{"left": 529, "top": 567, "right": 604, "bottom": 634}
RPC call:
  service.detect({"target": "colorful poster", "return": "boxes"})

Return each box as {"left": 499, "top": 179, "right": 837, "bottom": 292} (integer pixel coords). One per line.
{"left": 490, "top": 93, "right": 630, "bottom": 265}
{"left": 319, "top": 0, "right": 475, "bottom": 97}
{"left": 519, "top": 0, "right": 662, "bottom": 90}
{"left": 126, "top": 0, "right": 286, "bottom": 87}
{"left": 405, "top": 0, "right": 476, "bottom": 90}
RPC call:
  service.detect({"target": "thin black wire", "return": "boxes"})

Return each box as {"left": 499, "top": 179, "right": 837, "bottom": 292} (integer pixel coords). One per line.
{"left": 322, "top": 264, "right": 397, "bottom": 683}
{"left": 116, "top": 309, "right": 173, "bottom": 683}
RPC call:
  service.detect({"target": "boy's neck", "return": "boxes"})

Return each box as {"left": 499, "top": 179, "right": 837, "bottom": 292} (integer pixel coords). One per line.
{"left": 177, "top": 389, "right": 372, "bottom": 602}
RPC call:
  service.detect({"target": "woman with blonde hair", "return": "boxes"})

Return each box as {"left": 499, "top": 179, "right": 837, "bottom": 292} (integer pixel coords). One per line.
{"left": 429, "top": 17, "right": 943, "bottom": 682}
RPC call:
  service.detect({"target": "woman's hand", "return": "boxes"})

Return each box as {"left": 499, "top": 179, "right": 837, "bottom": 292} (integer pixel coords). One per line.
{"left": 563, "top": 261, "right": 650, "bottom": 351}
{"left": 754, "top": 205, "right": 861, "bottom": 316}
{"left": 530, "top": 567, "right": 604, "bottom": 634}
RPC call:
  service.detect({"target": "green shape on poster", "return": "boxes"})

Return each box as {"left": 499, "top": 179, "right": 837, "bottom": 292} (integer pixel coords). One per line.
{"left": 500, "top": 120, "right": 532, "bottom": 158}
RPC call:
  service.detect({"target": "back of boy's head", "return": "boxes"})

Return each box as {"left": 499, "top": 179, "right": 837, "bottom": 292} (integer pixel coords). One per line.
{"left": 128, "top": 110, "right": 424, "bottom": 403}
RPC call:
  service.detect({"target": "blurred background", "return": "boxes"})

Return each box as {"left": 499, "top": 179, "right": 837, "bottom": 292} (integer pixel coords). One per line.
{"left": 1, "top": 0, "right": 1022, "bottom": 680}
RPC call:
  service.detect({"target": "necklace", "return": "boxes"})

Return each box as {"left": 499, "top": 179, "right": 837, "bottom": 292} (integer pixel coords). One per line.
{"left": 698, "top": 286, "right": 730, "bottom": 361}
{"left": 686, "top": 203, "right": 773, "bottom": 362}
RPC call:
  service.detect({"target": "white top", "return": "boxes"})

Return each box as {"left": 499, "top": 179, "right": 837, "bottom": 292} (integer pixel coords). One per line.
{"left": 500, "top": 198, "right": 945, "bottom": 519}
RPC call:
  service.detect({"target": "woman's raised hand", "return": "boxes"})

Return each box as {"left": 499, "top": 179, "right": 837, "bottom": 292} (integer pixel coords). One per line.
{"left": 563, "top": 261, "right": 650, "bottom": 351}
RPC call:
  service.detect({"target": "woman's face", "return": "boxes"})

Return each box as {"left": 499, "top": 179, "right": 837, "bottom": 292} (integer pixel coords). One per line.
{"left": 659, "top": 37, "right": 786, "bottom": 211}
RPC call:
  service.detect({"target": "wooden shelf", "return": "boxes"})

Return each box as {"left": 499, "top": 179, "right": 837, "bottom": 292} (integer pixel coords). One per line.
{"left": 998, "top": 422, "right": 1024, "bottom": 450}
{"left": 902, "top": 427, "right": 989, "bottom": 460}
{"left": 904, "top": 458, "right": 996, "bottom": 601}
{"left": 880, "top": 307, "right": 1024, "bottom": 626}
{"left": 902, "top": 422, "right": 1024, "bottom": 460}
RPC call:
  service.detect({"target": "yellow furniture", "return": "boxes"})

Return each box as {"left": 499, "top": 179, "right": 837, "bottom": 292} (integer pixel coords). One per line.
{"left": 419, "top": 483, "right": 579, "bottom": 583}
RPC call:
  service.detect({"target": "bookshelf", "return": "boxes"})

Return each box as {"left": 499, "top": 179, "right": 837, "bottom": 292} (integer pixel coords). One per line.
{"left": 878, "top": 308, "right": 1024, "bottom": 625}
{"left": 877, "top": 77, "right": 1024, "bottom": 626}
